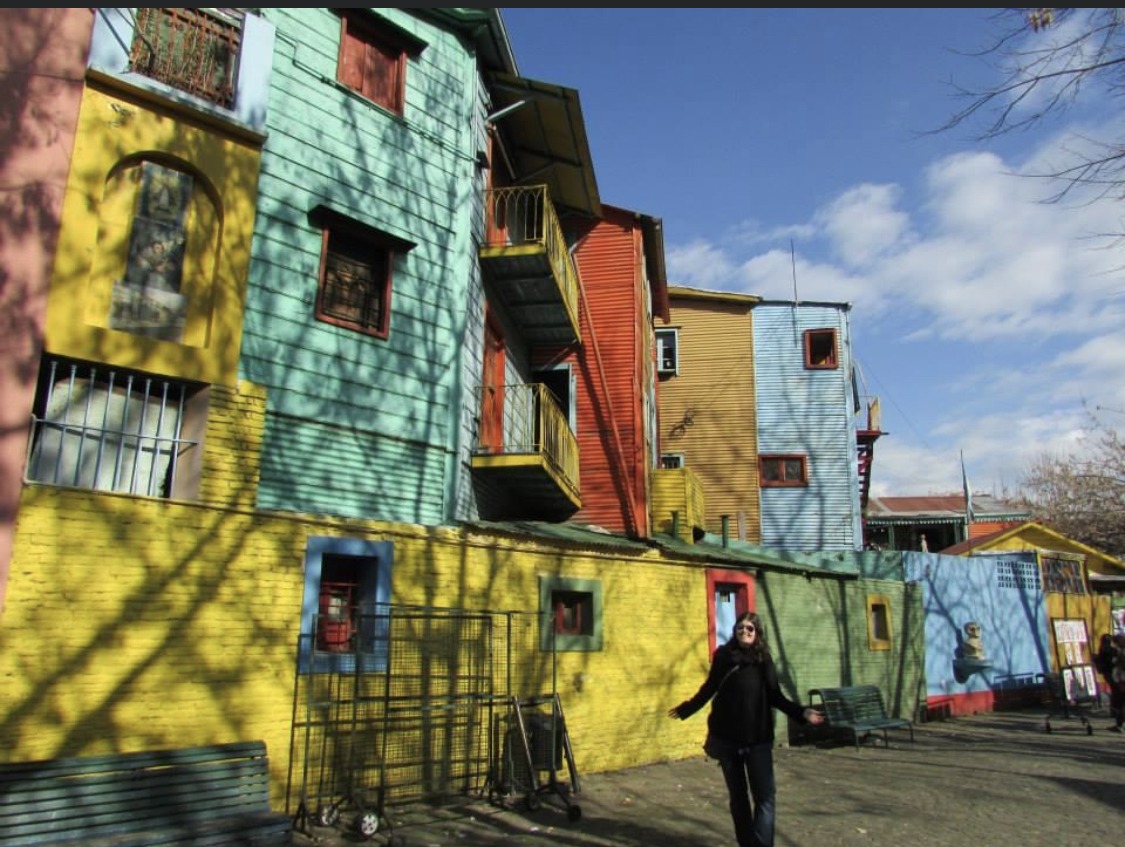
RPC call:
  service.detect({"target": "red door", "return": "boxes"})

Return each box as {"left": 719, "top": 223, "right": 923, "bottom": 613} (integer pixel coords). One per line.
{"left": 481, "top": 310, "right": 505, "bottom": 452}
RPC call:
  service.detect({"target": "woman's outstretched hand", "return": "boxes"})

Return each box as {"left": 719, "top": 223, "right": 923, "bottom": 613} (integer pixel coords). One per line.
{"left": 667, "top": 706, "right": 682, "bottom": 719}
{"left": 803, "top": 707, "right": 825, "bottom": 725}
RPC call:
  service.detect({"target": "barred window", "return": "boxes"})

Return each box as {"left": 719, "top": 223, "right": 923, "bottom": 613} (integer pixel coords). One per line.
{"left": 26, "top": 357, "right": 204, "bottom": 499}
{"left": 129, "top": 8, "right": 242, "bottom": 109}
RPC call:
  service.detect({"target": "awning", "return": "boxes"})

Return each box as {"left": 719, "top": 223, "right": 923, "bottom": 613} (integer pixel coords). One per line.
{"left": 486, "top": 72, "right": 601, "bottom": 219}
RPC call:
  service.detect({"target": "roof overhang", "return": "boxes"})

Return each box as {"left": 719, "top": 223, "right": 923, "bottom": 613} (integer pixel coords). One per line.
{"left": 486, "top": 72, "right": 601, "bottom": 219}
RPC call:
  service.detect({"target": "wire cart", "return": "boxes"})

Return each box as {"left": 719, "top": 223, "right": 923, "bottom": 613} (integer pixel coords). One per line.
{"left": 1038, "top": 665, "right": 1097, "bottom": 735}
{"left": 288, "top": 604, "right": 560, "bottom": 843}
{"left": 499, "top": 693, "right": 581, "bottom": 821}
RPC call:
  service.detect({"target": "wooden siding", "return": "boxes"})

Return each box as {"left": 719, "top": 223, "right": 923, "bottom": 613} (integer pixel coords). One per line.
{"left": 242, "top": 10, "right": 479, "bottom": 525}
{"left": 753, "top": 304, "right": 861, "bottom": 551}
{"left": 660, "top": 295, "right": 759, "bottom": 541}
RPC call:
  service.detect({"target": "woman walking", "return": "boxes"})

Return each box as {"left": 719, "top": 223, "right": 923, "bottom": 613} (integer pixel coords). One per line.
{"left": 668, "top": 611, "right": 823, "bottom": 847}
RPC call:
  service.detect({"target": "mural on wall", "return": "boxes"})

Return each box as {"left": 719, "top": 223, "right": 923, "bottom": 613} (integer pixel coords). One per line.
{"left": 109, "top": 162, "right": 192, "bottom": 341}
{"left": 905, "top": 550, "right": 1052, "bottom": 704}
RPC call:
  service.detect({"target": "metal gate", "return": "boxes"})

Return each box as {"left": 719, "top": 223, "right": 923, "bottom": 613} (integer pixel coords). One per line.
{"left": 286, "top": 603, "right": 555, "bottom": 834}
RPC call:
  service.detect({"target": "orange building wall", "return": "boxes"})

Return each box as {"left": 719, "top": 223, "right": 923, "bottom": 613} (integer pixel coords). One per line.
{"left": 540, "top": 209, "right": 651, "bottom": 536}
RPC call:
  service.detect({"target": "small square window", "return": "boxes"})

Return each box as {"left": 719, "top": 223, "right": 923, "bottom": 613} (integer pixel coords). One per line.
{"left": 539, "top": 575, "right": 603, "bottom": 652}
{"left": 337, "top": 13, "right": 408, "bottom": 115}
{"left": 316, "top": 228, "right": 393, "bottom": 338}
{"left": 804, "top": 329, "right": 838, "bottom": 369}
{"left": 759, "top": 454, "right": 808, "bottom": 487}
{"left": 656, "top": 328, "right": 679, "bottom": 375}
{"left": 660, "top": 454, "right": 684, "bottom": 469}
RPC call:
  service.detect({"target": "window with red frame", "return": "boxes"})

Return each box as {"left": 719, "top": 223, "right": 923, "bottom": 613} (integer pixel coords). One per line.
{"left": 337, "top": 13, "right": 407, "bottom": 114}
{"left": 804, "top": 328, "right": 838, "bottom": 369}
{"left": 316, "top": 227, "right": 393, "bottom": 338}
{"left": 759, "top": 454, "right": 808, "bottom": 487}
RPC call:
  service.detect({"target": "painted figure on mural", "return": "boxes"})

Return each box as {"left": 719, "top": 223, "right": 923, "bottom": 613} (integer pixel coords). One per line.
{"left": 962, "top": 621, "right": 986, "bottom": 661}
{"left": 667, "top": 611, "right": 824, "bottom": 847}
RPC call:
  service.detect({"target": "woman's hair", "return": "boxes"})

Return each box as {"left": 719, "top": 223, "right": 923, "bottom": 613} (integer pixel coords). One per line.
{"left": 726, "top": 610, "right": 771, "bottom": 663}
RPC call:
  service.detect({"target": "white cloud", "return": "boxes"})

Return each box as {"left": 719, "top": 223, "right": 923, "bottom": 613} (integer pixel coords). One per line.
{"left": 666, "top": 123, "right": 1125, "bottom": 497}
{"left": 815, "top": 183, "right": 913, "bottom": 268}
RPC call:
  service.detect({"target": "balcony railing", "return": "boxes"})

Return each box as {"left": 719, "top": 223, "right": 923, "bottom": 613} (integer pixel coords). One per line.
{"left": 129, "top": 8, "right": 241, "bottom": 109}
{"left": 472, "top": 382, "right": 580, "bottom": 505}
{"left": 480, "top": 185, "right": 580, "bottom": 342}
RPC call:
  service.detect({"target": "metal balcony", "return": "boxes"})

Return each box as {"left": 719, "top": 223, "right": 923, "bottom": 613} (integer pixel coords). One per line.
{"left": 472, "top": 382, "right": 580, "bottom": 519}
{"left": 479, "top": 185, "right": 581, "bottom": 345}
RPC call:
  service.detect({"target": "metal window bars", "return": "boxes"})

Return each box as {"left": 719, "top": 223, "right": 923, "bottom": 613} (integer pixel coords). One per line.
{"left": 25, "top": 358, "right": 196, "bottom": 498}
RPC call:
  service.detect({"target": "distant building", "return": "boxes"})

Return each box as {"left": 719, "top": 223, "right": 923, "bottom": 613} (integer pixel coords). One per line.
{"left": 865, "top": 494, "right": 1030, "bottom": 552}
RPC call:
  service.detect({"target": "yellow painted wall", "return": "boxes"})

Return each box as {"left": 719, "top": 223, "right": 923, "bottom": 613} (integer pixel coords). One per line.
{"left": 661, "top": 293, "right": 759, "bottom": 540}
{"left": 43, "top": 82, "right": 261, "bottom": 387}
{"left": 1, "top": 483, "right": 724, "bottom": 802}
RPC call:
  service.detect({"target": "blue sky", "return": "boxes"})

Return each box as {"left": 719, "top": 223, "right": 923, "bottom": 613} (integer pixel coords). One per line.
{"left": 501, "top": 8, "right": 1125, "bottom": 499}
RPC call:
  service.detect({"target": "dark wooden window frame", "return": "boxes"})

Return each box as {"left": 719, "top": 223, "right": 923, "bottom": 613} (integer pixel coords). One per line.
{"left": 316, "top": 226, "right": 394, "bottom": 339}
{"left": 759, "top": 454, "right": 808, "bottom": 488}
{"left": 804, "top": 328, "right": 839, "bottom": 369}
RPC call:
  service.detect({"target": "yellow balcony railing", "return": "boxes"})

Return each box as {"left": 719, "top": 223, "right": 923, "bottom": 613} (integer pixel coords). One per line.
{"left": 480, "top": 185, "right": 580, "bottom": 341}
{"left": 473, "top": 382, "right": 580, "bottom": 507}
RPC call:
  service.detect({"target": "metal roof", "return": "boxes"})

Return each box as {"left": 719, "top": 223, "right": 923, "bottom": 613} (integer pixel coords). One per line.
{"left": 486, "top": 72, "right": 601, "bottom": 219}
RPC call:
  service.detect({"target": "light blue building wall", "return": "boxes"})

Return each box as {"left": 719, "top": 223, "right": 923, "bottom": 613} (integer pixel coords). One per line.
{"left": 240, "top": 9, "right": 494, "bottom": 525}
{"left": 904, "top": 551, "right": 1051, "bottom": 704}
{"left": 752, "top": 302, "right": 862, "bottom": 551}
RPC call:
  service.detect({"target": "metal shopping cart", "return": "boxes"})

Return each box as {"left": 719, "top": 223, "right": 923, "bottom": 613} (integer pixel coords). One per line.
{"left": 1037, "top": 665, "right": 1097, "bottom": 735}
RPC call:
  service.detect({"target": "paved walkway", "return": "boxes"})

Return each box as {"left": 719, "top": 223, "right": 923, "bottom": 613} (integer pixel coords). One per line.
{"left": 293, "top": 707, "right": 1124, "bottom": 847}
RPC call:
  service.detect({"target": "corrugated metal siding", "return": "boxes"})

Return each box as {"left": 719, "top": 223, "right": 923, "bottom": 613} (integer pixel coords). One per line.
{"left": 569, "top": 212, "right": 646, "bottom": 535}
{"left": 753, "top": 304, "right": 860, "bottom": 551}
{"left": 243, "top": 10, "right": 478, "bottom": 524}
{"left": 660, "top": 297, "right": 759, "bottom": 541}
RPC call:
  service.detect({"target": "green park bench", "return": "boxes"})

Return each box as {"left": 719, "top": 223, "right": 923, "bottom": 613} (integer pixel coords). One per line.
{"left": 0, "top": 740, "right": 291, "bottom": 846}
{"left": 808, "top": 684, "right": 915, "bottom": 749}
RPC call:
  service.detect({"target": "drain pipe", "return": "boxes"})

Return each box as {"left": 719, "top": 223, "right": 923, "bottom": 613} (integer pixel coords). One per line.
{"left": 721, "top": 515, "right": 730, "bottom": 548}
{"left": 672, "top": 511, "right": 680, "bottom": 541}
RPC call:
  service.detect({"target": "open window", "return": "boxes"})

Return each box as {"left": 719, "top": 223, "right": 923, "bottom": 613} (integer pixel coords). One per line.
{"left": 656, "top": 328, "right": 679, "bottom": 376}
{"left": 804, "top": 328, "right": 838, "bottom": 369}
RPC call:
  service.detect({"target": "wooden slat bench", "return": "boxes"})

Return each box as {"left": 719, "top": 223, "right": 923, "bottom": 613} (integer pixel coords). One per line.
{"left": 0, "top": 740, "right": 292, "bottom": 846}
{"left": 808, "top": 685, "right": 915, "bottom": 749}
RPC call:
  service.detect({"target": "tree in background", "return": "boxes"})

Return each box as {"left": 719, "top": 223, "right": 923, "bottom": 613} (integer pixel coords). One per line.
{"left": 939, "top": 8, "right": 1125, "bottom": 205}
{"left": 1015, "top": 409, "right": 1125, "bottom": 557}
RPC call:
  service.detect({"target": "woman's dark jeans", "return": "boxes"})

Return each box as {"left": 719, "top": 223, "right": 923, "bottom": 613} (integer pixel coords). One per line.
{"left": 718, "top": 742, "right": 776, "bottom": 847}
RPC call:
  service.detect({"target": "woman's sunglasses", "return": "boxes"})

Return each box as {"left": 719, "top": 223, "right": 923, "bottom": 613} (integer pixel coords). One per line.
{"left": 735, "top": 624, "right": 756, "bottom": 633}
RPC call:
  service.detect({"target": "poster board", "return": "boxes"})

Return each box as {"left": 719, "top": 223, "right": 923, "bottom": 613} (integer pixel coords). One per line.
{"left": 1052, "top": 618, "right": 1099, "bottom": 702}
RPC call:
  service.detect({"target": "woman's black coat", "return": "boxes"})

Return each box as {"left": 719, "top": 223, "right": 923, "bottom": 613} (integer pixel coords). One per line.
{"left": 674, "top": 642, "right": 807, "bottom": 746}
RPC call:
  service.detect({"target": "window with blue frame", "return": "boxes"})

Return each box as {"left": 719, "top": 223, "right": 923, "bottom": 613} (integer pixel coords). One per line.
{"left": 298, "top": 536, "right": 393, "bottom": 673}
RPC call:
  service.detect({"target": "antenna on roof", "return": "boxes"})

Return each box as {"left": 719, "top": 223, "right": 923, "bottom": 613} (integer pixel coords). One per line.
{"left": 790, "top": 239, "right": 799, "bottom": 303}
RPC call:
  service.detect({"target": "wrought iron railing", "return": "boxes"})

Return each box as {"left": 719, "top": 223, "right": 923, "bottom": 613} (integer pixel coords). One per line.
{"left": 129, "top": 8, "right": 241, "bottom": 108}
{"left": 474, "top": 382, "right": 579, "bottom": 492}
{"left": 482, "top": 185, "right": 579, "bottom": 325}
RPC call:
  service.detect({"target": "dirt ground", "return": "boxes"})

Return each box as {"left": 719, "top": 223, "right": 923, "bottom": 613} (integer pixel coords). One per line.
{"left": 293, "top": 706, "right": 1124, "bottom": 847}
